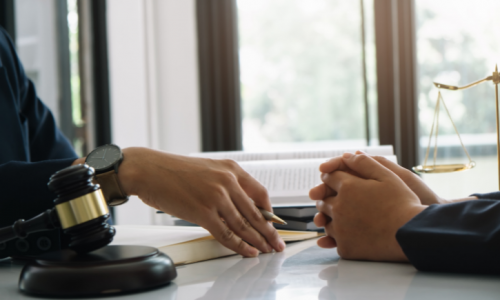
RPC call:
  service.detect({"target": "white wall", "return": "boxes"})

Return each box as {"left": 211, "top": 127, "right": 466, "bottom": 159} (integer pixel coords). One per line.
{"left": 107, "top": 0, "right": 201, "bottom": 225}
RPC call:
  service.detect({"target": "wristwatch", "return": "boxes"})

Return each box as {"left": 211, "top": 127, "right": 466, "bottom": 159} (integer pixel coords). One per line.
{"left": 85, "top": 144, "right": 129, "bottom": 206}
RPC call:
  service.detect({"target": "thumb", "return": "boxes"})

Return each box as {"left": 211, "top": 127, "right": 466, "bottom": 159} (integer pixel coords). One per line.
{"left": 341, "top": 152, "right": 395, "bottom": 181}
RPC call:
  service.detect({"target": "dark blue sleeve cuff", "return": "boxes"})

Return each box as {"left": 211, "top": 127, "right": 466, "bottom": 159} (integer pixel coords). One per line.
{"left": 470, "top": 191, "right": 500, "bottom": 200}
{"left": 396, "top": 200, "right": 500, "bottom": 274}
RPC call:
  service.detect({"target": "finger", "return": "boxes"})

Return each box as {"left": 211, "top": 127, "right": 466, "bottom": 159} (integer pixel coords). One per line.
{"left": 230, "top": 188, "right": 286, "bottom": 252}
{"left": 315, "top": 198, "right": 337, "bottom": 221}
{"left": 320, "top": 171, "right": 361, "bottom": 194}
{"left": 314, "top": 212, "right": 331, "bottom": 227}
{"left": 319, "top": 155, "right": 354, "bottom": 174}
{"left": 319, "top": 156, "right": 343, "bottom": 173}
{"left": 356, "top": 151, "right": 418, "bottom": 184}
{"left": 234, "top": 165, "right": 273, "bottom": 212}
{"left": 220, "top": 163, "right": 285, "bottom": 252}
{"left": 202, "top": 215, "right": 259, "bottom": 257}
{"left": 309, "top": 182, "right": 337, "bottom": 200}
{"left": 317, "top": 236, "right": 336, "bottom": 248}
{"left": 320, "top": 155, "right": 363, "bottom": 177}
{"left": 219, "top": 201, "right": 277, "bottom": 254}
{"left": 341, "top": 153, "right": 396, "bottom": 181}
{"left": 222, "top": 181, "right": 284, "bottom": 253}
{"left": 371, "top": 155, "right": 414, "bottom": 178}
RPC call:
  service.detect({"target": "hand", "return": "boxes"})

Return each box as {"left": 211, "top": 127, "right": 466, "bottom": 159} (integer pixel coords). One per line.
{"left": 309, "top": 152, "right": 426, "bottom": 262}
{"left": 116, "top": 147, "right": 286, "bottom": 257}
{"left": 318, "top": 151, "right": 444, "bottom": 205}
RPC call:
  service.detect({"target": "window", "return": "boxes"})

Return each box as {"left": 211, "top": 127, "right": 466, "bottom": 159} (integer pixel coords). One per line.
{"left": 416, "top": 0, "right": 500, "bottom": 197}
{"left": 237, "top": 0, "right": 378, "bottom": 151}
{"left": 13, "top": 0, "right": 111, "bottom": 157}
{"left": 15, "top": 0, "right": 87, "bottom": 155}
{"left": 15, "top": 0, "right": 64, "bottom": 127}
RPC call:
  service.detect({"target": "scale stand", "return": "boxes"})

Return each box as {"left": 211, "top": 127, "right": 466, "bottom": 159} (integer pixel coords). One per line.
{"left": 414, "top": 65, "right": 500, "bottom": 190}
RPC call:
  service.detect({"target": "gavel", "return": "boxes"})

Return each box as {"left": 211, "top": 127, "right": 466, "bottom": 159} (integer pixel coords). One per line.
{"left": 0, "top": 164, "right": 115, "bottom": 254}
{"left": 0, "top": 164, "right": 177, "bottom": 298}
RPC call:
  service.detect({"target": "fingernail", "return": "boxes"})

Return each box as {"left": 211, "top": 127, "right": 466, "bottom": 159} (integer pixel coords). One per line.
{"left": 342, "top": 152, "right": 353, "bottom": 159}
{"left": 265, "top": 243, "right": 273, "bottom": 253}
{"left": 279, "top": 240, "right": 286, "bottom": 251}
{"left": 248, "top": 248, "right": 259, "bottom": 257}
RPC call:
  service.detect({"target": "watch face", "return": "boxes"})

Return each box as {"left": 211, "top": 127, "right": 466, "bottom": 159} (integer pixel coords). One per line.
{"left": 86, "top": 144, "right": 122, "bottom": 171}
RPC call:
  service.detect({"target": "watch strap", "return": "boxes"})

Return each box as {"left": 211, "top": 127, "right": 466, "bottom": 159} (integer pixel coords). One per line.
{"left": 95, "top": 170, "right": 129, "bottom": 206}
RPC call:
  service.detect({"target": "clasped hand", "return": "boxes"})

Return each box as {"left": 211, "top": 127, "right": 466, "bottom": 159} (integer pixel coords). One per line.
{"left": 309, "top": 152, "right": 428, "bottom": 262}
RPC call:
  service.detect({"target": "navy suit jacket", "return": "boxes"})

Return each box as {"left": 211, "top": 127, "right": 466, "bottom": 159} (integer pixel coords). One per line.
{"left": 0, "top": 27, "right": 77, "bottom": 226}
{"left": 397, "top": 192, "right": 500, "bottom": 274}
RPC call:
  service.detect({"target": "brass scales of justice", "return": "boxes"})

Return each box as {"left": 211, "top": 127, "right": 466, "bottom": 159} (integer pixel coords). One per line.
{"left": 413, "top": 65, "right": 500, "bottom": 189}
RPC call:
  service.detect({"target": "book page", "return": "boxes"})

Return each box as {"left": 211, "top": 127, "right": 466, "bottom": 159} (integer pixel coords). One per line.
{"left": 239, "top": 159, "right": 325, "bottom": 198}
{"left": 190, "top": 145, "right": 393, "bottom": 162}
{"left": 111, "top": 225, "right": 211, "bottom": 248}
{"left": 239, "top": 156, "right": 398, "bottom": 206}
{"left": 111, "top": 226, "right": 320, "bottom": 249}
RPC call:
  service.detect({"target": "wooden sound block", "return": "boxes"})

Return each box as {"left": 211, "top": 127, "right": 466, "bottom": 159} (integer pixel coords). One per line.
{"left": 18, "top": 245, "right": 177, "bottom": 297}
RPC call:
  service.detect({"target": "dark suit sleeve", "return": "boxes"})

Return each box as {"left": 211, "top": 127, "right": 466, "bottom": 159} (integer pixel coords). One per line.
{"left": 471, "top": 191, "right": 500, "bottom": 200}
{"left": 396, "top": 200, "right": 500, "bottom": 274}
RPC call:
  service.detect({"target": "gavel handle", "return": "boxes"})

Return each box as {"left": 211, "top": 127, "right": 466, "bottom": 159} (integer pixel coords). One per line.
{"left": 0, "top": 209, "right": 60, "bottom": 244}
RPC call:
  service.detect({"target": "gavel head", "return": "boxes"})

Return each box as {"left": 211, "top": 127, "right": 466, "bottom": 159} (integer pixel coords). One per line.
{"left": 48, "top": 164, "right": 115, "bottom": 254}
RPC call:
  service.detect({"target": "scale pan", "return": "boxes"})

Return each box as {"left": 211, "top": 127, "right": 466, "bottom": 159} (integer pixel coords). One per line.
{"left": 413, "top": 162, "right": 476, "bottom": 174}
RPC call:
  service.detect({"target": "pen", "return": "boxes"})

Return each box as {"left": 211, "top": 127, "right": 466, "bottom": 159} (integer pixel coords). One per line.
{"left": 258, "top": 208, "right": 287, "bottom": 225}
{"left": 156, "top": 209, "right": 287, "bottom": 225}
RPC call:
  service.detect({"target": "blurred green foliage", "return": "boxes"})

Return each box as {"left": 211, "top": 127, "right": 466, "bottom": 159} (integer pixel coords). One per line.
{"left": 416, "top": 0, "right": 500, "bottom": 137}
{"left": 238, "top": 0, "right": 378, "bottom": 146}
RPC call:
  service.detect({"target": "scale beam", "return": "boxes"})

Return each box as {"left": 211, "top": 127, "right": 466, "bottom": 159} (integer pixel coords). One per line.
{"left": 434, "top": 77, "right": 492, "bottom": 91}
{"left": 416, "top": 65, "right": 500, "bottom": 190}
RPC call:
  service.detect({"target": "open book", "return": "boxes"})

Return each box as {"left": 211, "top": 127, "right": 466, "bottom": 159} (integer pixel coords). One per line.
{"left": 111, "top": 225, "right": 321, "bottom": 265}
{"left": 191, "top": 146, "right": 396, "bottom": 206}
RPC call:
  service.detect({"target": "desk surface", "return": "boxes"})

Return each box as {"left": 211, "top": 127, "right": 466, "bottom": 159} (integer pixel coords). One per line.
{"left": 1, "top": 238, "right": 500, "bottom": 300}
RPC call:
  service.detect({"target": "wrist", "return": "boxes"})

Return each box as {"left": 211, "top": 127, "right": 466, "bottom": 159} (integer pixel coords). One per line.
{"left": 441, "top": 196, "right": 478, "bottom": 204}
{"left": 117, "top": 147, "right": 145, "bottom": 196}
{"left": 392, "top": 204, "right": 427, "bottom": 261}
{"left": 435, "top": 196, "right": 447, "bottom": 204}
{"left": 72, "top": 157, "right": 86, "bottom": 166}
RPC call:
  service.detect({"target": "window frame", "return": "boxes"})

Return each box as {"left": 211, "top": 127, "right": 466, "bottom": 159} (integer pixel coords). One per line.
{"left": 0, "top": 0, "right": 15, "bottom": 40}
{"left": 196, "top": 0, "right": 243, "bottom": 152}
{"left": 196, "top": 0, "right": 420, "bottom": 169}
{"left": 374, "top": 0, "right": 419, "bottom": 169}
